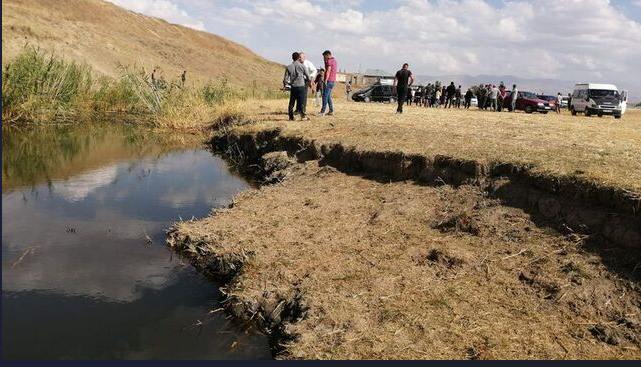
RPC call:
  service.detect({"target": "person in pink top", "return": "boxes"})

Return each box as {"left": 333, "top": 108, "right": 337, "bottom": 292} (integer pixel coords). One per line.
{"left": 318, "top": 50, "right": 337, "bottom": 116}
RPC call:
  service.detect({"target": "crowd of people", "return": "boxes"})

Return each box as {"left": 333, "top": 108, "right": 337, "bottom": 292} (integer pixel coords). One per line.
{"left": 394, "top": 64, "right": 567, "bottom": 114}
{"left": 284, "top": 54, "right": 566, "bottom": 120}
{"left": 393, "top": 65, "right": 521, "bottom": 114}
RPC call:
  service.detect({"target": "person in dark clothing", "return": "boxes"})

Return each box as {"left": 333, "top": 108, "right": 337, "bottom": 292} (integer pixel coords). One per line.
{"left": 424, "top": 83, "right": 432, "bottom": 107}
{"left": 478, "top": 84, "right": 487, "bottom": 110}
{"left": 393, "top": 63, "right": 414, "bottom": 114}
{"left": 283, "top": 52, "right": 310, "bottom": 121}
{"left": 455, "top": 85, "right": 462, "bottom": 108}
{"left": 445, "top": 82, "right": 456, "bottom": 108}
{"left": 426, "top": 83, "right": 434, "bottom": 107}
{"left": 181, "top": 70, "right": 187, "bottom": 88}
{"left": 464, "top": 89, "right": 474, "bottom": 109}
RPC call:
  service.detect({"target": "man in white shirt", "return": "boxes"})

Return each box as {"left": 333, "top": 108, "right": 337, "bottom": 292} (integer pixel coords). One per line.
{"left": 489, "top": 85, "right": 500, "bottom": 111}
{"left": 556, "top": 92, "right": 563, "bottom": 114}
{"left": 511, "top": 84, "right": 518, "bottom": 112}
{"left": 299, "top": 52, "right": 317, "bottom": 92}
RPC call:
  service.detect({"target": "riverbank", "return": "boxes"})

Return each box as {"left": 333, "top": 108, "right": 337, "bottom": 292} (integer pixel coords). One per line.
{"left": 1, "top": 47, "right": 279, "bottom": 129}
{"left": 168, "top": 101, "right": 641, "bottom": 359}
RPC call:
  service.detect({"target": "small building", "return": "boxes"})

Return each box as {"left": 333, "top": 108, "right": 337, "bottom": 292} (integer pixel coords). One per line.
{"left": 350, "top": 69, "right": 395, "bottom": 86}
{"left": 336, "top": 71, "right": 349, "bottom": 83}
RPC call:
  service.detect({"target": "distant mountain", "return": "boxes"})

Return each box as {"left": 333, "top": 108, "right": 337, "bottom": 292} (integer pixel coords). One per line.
{"left": 1, "top": 0, "right": 283, "bottom": 87}
{"left": 414, "top": 74, "right": 639, "bottom": 102}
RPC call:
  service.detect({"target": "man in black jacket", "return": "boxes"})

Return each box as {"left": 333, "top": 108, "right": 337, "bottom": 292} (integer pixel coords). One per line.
{"left": 464, "top": 89, "right": 474, "bottom": 109}
{"left": 445, "top": 82, "right": 456, "bottom": 108}
{"left": 393, "top": 63, "right": 414, "bottom": 114}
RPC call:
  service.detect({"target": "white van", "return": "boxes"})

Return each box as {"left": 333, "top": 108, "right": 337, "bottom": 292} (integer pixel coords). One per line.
{"left": 570, "top": 83, "right": 627, "bottom": 119}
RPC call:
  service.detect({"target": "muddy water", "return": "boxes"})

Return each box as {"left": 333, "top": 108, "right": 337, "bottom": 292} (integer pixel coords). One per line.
{"left": 1, "top": 125, "right": 270, "bottom": 359}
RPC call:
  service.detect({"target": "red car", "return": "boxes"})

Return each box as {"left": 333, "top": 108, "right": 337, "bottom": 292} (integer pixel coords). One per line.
{"left": 537, "top": 95, "right": 559, "bottom": 110}
{"left": 504, "top": 91, "right": 553, "bottom": 114}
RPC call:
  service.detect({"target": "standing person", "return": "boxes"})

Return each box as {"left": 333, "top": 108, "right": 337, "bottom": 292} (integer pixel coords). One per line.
{"left": 299, "top": 52, "right": 317, "bottom": 94}
{"left": 478, "top": 84, "right": 487, "bottom": 110}
{"left": 424, "top": 83, "right": 432, "bottom": 107}
{"left": 314, "top": 68, "right": 325, "bottom": 107}
{"left": 393, "top": 63, "right": 414, "bottom": 114}
{"left": 319, "top": 50, "right": 337, "bottom": 116}
{"left": 181, "top": 70, "right": 187, "bottom": 88}
{"left": 568, "top": 93, "right": 572, "bottom": 110}
{"left": 435, "top": 87, "right": 442, "bottom": 108}
{"left": 284, "top": 52, "right": 310, "bottom": 121}
{"left": 489, "top": 84, "right": 499, "bottom": 111}
{"left": 464, "top": 88, "right": 473, "bottom": 109}
{"left": 485, "top": 85, "right": 492, "bottom": 110}
{"left": 498, "top": 83, "right": 507, "bottom": 112}
{"left": 346, "top": 81, "right": 352, "bottom": 101}
{"left": 556, "top": 92, "right": 563, "bottom": 114}
{"left": 445, "top": 82, "right": 456, "bottom": 108}
{"left": 455, "top": 85, "right": 462, "bottom": 108}
{"left": 511, "top": 84, "right": 519, "bottom": 112}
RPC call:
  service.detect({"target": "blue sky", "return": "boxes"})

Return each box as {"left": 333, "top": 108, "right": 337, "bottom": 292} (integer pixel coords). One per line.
{"left": 108, "top": 0, "right": 641, "bottom": 86}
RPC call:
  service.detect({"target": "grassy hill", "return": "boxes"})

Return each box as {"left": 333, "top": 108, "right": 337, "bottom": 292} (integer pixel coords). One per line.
{"left": 1, "top": 0, "right": 283, "bottom": 88}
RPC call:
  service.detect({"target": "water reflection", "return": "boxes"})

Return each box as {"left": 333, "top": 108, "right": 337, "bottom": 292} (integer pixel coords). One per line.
{"left": 2, "top": 124, "right": 270, "bottom": 359}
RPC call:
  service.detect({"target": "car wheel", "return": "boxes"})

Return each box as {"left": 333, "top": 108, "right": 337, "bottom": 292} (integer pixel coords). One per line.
{"left": 615, "top": 115, "right": 622, "bottom": 120}
{"left": 598, "top": 113, "right": 603, "bottom": 117}
{"left": 571, "top": 107, "right": 577, "bottom": 116}
{"left": 585, "top": 109, "right": 591, "bottom": 117}
{"left": 525, "top": 106, "right": 534, "bottom": 114}
{"left": 364, "top": 96, "right": 371, "bottom": 103}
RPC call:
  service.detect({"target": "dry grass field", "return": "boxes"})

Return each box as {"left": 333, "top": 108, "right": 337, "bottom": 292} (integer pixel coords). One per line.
{"left": 242, "top": 100, "right": 641, "bottom": 194}
{"left": 171, "top": 161, "right": 641, "bottom": 359}
{"left": 169, "top": 101, "right": 641, "bottom": 359}
{"left": 2, "top": 0, "right": 283, "bottom": 87}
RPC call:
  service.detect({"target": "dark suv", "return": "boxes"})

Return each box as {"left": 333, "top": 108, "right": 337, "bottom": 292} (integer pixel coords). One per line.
{"left": 504, "top": 91, "right": 553, "bottom": 113}
{"left": 352, "top": 84, "right": 397, "bottom": 103}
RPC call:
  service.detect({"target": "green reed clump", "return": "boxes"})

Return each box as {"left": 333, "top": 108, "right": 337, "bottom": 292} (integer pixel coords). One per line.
{"left": 2, "top": 46, "right": 283, "bottom": 128}
{"left": 2, "top": 47, "right": 93, "bottom": 123}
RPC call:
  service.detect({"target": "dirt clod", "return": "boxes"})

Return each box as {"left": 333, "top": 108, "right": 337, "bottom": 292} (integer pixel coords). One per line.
{"left": 433, "top": 211, "right": 481, "bottom": 236}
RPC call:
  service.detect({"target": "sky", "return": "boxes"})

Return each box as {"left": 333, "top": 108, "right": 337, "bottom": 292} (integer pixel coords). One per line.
{"left": 107, "top": 0, "right": 641, "bottom": 85}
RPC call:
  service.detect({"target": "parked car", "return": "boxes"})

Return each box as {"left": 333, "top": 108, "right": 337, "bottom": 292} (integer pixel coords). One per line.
{"left": 503, "top": 91, "right": 553, "bottom": 113}
{"left": 570, "top": 83, "right": 627, "bottom": 119}
{"left": 352, "top": 84, "right": 397, "bottom": 103}
{"left": 537, "top": 95, "right": 558, "bottom": 110}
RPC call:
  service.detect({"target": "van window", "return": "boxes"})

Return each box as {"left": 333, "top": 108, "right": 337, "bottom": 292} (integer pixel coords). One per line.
{"left": 578, "top": 90, "right": 587, "bottom": 98}
{"left": 589, "top": 89, "right": 619, "bottom": 98}
{"left": 572, "top": 90, "right": 580, "bottom": 98}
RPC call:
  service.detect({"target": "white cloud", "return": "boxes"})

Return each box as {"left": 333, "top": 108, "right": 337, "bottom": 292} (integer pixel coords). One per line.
{"left": 109, "top": 0, "right": 641, "bottom": 88}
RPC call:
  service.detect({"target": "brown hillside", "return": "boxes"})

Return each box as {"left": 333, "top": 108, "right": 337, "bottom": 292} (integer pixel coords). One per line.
{"left": 2, "top": 0, "right": 283, "bottom": 87}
